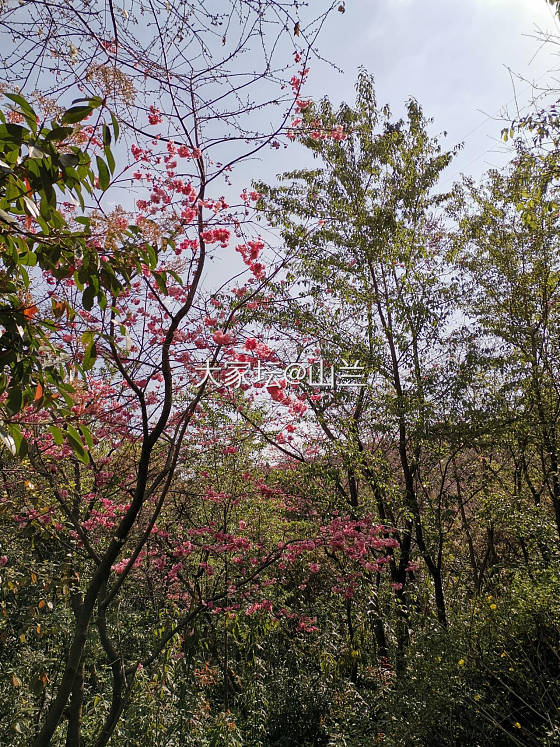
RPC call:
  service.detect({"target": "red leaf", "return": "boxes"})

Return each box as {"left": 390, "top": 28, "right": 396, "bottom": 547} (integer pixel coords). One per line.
{"left": 23, "top": 305, "right": 38, "bottom": 319}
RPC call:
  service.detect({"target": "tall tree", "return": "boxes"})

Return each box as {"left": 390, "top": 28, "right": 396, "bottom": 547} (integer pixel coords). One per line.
{"left": 249, "top": 72, "right": 461, "bottom": 672}
{"left": 457, "top": 142, "right": 560, "bottom": 546}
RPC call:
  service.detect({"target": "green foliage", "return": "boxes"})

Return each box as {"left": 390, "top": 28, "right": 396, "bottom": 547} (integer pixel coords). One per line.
{"left": 380, "top": 571, "right": 560, "bottom": 746}
{"left": 0, "top": 93, "right": 168, "bottom": 462}
{"left": 0, "top": 94, "right": 110, "bottom": 423}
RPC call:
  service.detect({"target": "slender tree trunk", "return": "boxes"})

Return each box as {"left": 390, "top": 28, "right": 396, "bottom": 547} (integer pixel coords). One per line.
{"left": 370, "top": 577, "right": 389, "bottom": 661}
{"left": 65, "top": 657, "right": 84, "bottom": 747}
{"left": 33, "top": 452, "right": 153, "bottom": 746}
{"left": 94, "top": 585, "right": 127, "bottom": 747}
{"left": 453, "top": 457, "right": 479, "bottom": 592}
{"left": 345, "top": 599, "right": 358, "bottom": 684}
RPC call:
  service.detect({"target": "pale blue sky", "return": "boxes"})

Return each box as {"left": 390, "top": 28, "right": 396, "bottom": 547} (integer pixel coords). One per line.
{"left": 258, "top": 0, "right": 560, "bottom": 185}
{"left": 96, "top": 0, "right": 560, "bottom": 287}
{"left": 196, "top": 0, "right": 560, "bottom": 287}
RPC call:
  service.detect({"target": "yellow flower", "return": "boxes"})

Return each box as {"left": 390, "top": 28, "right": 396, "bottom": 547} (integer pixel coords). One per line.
{"left": 458, "top": 659, "right": 465, "bottom": 666}
{"left": 490, "top": 603, "right": 497, "bottom": 610}
{"left": 514, "top": 722, "right": 521, "bottom": 729}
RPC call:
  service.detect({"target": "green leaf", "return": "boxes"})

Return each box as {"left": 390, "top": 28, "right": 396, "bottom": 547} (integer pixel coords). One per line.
{"left": 79, "top": 423, "right": 94, "bottom": 450}
{"left": 144, "top": 243, "right": 157, "bottom": 269}
{"left": 96, "top": 156, "right": 110, "bottom": 190}
{"left": 167, "top": 269, "right": 183, "bottom": 286}
{"left": 82, "top": 285, "right": 96, "bottom": 311}
{"left": 5, "top": 387, "right": 23, "bottom": 416}
{"left": 111, "top": 112, "right": 120, "bottom": 141}
{"left": 66, "top": 425, "right": 89, "bottom": 463}
{"left": 152, "top": 270, "right": 168, "bottom": 295}
{"left": 49, "top": 425, "right": 64, "bottom": 445}
{"left": 82, "top": 338, "right": 97, "bottom": 370}
{"left": 4, "top": 92, "right": 34, "bottom": 114}
{"left": 45, "top": 126, "right": 73, "bottom": 142}
{"left": 61, "top": 106, "right": 93, "bottom": 125}
{"left": 0, "top": 122, "right": 25, "bottom": 144}
{"left": 4, "top": 93, "right": 38, "bottom": 132}
{"left": 104, "top": 145, "right": 115, "bottom": 175}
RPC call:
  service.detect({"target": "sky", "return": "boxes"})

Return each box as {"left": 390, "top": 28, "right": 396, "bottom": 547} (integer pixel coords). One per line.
{"left": 196, "top": 0, "right": 560, "bottom": 288}
{"left": 257, "top": 0, "right": 560, "bottom": 187}
{"left": 88, "top": 0, "right": 560, "bottom": 208}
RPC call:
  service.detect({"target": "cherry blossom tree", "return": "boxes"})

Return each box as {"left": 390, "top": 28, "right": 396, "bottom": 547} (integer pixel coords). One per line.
{"left": 0, "top": 1, "right": 350, "bottom": 743}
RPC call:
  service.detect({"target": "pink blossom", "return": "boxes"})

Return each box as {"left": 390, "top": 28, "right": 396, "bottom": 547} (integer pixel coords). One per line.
{"left": 148, "top": 105, "right": 163, "bottom": 125}
{"left": 267, "top": 385, "right": 286, "bottom": 403}
{"left": 212, "top": 330, "right": 235, "bottom": 346}
{"left": 331, "top": 124, "right": 347, "bottom": 141}
{"left": 201, "top": 228, "right": 230, "bottom": 246}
